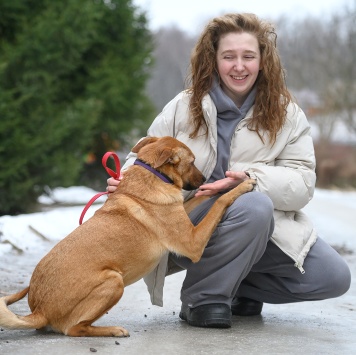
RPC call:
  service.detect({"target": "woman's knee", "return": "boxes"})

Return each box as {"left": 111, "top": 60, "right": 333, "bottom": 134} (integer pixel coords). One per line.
{"left": 305, "top": 239, "right": 352, "bottom": 299}
{"left": 325, "top": 257, "right": 351, "bottom": 298}
{"left": 220, "top": 191, "right": 274, "bottom": 247}
{"left": 226, "top": 191, "right": 274, "bottom": 226}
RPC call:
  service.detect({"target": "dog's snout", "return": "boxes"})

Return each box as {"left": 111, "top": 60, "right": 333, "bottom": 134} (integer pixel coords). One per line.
{"left": 182, "top": 169, "right": 206, "bottom": 191}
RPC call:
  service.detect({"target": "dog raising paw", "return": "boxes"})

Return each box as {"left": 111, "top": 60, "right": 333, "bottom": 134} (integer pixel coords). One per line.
{"left": 0, "top": 136, "right": 254, "bottom": 337}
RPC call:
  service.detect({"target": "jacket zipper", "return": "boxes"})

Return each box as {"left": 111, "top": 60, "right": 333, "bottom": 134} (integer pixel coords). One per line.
{"left": 294, "top": 262, "right": 306, "bottom": 274}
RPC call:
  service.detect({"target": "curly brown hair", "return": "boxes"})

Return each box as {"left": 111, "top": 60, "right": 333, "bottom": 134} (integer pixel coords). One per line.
{"left": 187, "top": 13, "right": 292, "bottom": 144}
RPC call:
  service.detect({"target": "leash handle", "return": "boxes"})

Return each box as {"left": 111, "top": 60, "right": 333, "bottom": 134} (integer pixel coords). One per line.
{"left": 79, "top": 152, "right": 121, "bottom": 225}
{"left": 102, "top": 151, "right": 121, "bottom": 179}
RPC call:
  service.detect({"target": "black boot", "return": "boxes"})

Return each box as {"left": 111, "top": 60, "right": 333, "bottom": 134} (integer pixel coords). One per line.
{"left": 231, "top": 297, "right": 263, "bottom": 316}
{"left": 179, "top": 303, "right": 232, "bottom": 328}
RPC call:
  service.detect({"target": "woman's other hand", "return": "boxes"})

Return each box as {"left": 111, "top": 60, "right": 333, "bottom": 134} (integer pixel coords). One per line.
{"left": 106, "top": 176, "right": 121, "bottom": 193}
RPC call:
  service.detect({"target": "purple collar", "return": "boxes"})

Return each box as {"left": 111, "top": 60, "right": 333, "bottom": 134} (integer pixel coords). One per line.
{"left": 134, "top": 159, "right": 174, "bottom": 184}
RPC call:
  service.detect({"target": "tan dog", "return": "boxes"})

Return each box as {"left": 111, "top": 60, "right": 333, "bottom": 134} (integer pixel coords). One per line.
{"left": 0, "top": 136, "right": 255, "bottom": 337}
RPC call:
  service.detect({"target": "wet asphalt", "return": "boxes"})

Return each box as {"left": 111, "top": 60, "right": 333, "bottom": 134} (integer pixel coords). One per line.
{"left": 0, "top": 240, "right": 355, "bottom": 355}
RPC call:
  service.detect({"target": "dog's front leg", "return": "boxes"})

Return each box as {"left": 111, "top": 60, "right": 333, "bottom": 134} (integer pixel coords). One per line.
{"left": 185, "top": 179, "right": 256, "bottom": 262}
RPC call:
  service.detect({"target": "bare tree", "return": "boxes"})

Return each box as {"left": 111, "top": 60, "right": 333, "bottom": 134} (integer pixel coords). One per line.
{"left": 277, "top": 2, "right": 356, "bottom": 140}
{"left": 146, "top": 27, "right": 196, "bottom": 112}
{"left": 324, "top": 3, "right": 356, "bottom": 133}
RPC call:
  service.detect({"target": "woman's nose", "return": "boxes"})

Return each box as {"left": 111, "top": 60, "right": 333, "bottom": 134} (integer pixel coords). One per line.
{"left": 234, "top": 60, "right": 244, "bottom": 71}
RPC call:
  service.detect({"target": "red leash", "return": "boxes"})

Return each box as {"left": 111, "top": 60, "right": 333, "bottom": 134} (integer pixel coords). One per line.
{"left": 79, "top": 152, "right": 121, "bottom": 225}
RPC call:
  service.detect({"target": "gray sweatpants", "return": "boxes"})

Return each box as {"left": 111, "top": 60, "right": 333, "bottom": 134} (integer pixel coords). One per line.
{"left": 171, "top": 191, "right": 351, "bottom": 308}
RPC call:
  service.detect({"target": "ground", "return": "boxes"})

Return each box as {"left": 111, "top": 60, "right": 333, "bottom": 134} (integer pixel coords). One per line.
{"left": 0, "top": 187, "right": 355, "bottom": 354}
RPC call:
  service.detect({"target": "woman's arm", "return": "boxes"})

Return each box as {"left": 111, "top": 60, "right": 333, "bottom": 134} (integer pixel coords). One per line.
{"left": 249, "top": 106, "right": 316, "bottom": 211}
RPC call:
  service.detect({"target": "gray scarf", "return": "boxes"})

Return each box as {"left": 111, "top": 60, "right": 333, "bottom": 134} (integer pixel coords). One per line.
{"left": 207, "top": 80, "right": 256, "bottom": 182}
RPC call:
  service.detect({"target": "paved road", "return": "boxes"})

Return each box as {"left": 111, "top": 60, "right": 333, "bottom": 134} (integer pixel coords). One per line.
{"left": 0, "top": 242, "right": 355, "bottom": 355}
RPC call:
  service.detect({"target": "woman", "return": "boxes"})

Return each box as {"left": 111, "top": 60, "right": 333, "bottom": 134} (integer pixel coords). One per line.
{"left": 107, "top": 13, "right": 351, "bottom": 328}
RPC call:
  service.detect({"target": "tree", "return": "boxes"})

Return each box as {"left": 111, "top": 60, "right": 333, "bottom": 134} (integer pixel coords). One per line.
{"left": 323, "top": 3, "right": 356, "bottom": 134}
{"left": 276, "top": 3, "right": 356, "bottom": 138}
{"left": 0, "top": 0, "right": 154, "bottom": 215}
{"left": 146, "top": 27, "right": 196, "bottom": 112}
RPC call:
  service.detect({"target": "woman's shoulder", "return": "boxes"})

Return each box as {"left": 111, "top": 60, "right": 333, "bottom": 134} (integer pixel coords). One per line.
{"left": 285, "top": 101, "right": 309, "bottom": 124}
{"left": 282, "top": 101, "right": 313, "bottom": 138}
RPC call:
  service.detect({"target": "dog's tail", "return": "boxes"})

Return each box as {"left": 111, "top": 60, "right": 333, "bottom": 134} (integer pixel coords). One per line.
{"left": 0, "top": 287, "right": 48, "bottom": 330}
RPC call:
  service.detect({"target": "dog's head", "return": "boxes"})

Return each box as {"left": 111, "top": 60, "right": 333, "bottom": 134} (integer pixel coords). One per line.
{"left": 131, "top": 136, "right": 205, "bottom": 190}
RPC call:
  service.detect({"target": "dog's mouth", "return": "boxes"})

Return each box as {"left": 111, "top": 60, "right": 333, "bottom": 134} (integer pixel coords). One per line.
{"left": 182, "top": 183, "right": 200, "bottom": 191}
{"left": 182, "top": 176, "right": 206, "bottom": 191}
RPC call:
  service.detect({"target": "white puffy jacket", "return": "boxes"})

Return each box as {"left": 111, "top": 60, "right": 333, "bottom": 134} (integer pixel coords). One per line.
{"left": 123, "top": 91, "right": 318, "bottom": 306}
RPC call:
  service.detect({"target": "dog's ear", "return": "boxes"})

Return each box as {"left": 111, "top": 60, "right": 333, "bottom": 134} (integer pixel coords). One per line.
{"left": 131, "top": 137, "right": 159, "bottom": 153}
{"left": 153, "top": 148, "right": 173, "bottom": 168}
{"left": 153, "top": 148, "right": 180, "bottom": 168}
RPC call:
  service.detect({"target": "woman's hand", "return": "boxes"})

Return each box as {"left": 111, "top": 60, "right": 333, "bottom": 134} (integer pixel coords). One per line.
{"left": 195, "top": 171, "right": 250, "bottom": 197}
{"left": 106, "top": 176, "right": 122, "bottom": 193}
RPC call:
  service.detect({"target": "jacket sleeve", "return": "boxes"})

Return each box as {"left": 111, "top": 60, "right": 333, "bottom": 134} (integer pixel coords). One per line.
{"left": 249, "top": 105, "right": 316, "bottom": 211}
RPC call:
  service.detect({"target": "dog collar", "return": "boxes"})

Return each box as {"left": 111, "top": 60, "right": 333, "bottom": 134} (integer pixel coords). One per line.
{"left": 134, "top": 159, "right": 174, "bottom": 184}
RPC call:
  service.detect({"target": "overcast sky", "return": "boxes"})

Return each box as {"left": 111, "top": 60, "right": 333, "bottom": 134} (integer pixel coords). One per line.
{"left": 133, "top": 0, "right": 352, "bottom": 34}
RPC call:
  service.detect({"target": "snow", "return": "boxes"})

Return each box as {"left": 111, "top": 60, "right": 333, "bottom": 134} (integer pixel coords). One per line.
{"left": 38, "top": 186, "right": 107, "bottom": 205}
{"left": 0, "top": 186, "right": 356, "bottom": 256}
{"left": 0, "top": 186, "right": 105, "bottom": 255}
{"left": 303, "top": 188, "right": 356, "bottom": 250}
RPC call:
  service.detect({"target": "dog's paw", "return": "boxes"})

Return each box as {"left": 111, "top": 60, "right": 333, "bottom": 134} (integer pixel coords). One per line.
{"left": 239, "top": 179, "right": 256, "bottom": 193}
{"left": 221, "top": 179, "right": 256, "bottom": 206}
{"left": 111, "top": 326, "right": 130, "bottom": 337}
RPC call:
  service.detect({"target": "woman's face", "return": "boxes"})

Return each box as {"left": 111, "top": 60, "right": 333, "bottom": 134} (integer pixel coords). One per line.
{"left": 216, "top": 32, "right": 261, "bottom": 107}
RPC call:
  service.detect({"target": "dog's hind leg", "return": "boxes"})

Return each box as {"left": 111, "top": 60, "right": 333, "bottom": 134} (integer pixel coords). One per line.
{"left": 65, "top": 271, "right": 129, "bottom": 337}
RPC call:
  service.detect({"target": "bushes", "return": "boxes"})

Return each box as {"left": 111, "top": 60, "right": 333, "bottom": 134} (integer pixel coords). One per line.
{"left": 315, "top": 142, "right": 356, "bottom": 189}
{"left": 0, "top": 0, "right": 154, "bottom": 214}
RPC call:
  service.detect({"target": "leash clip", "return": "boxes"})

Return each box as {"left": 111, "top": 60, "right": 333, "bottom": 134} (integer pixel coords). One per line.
{"left": 79, "top": 152, "right": 121, "bottom": 225}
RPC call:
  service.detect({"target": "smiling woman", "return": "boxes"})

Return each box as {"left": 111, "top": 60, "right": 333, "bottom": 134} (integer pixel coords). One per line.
{"left": 108, "top": 12, "right": 351, "bottom": 329}
{"left": 216, "top": 32, "right": 261, "bottom": 107}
